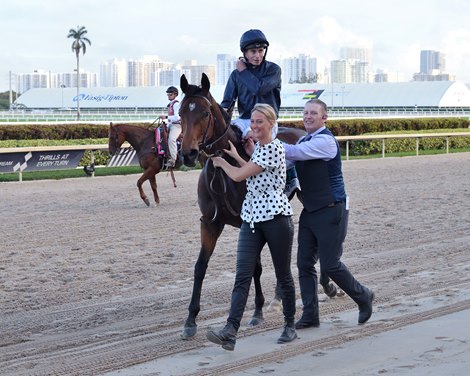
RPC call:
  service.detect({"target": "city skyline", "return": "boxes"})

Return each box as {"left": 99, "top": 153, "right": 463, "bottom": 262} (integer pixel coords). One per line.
{"left": 2, "top": 0, "right": 470, "bottom": 92}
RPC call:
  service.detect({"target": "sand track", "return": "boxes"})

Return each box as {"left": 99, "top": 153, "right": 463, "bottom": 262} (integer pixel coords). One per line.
{"left": 1, "top": 153, "right": 469, "bottom": 375}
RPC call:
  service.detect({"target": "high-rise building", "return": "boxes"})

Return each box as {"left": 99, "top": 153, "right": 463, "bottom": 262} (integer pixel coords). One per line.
{"left": 100, "top": 58, "right": 127, "bottom": 87}
{"left": 330, "top": 60, "right": 351, "bottom": 83}
{"left": 420, "top": 50, "right": 445, "bottom": 74}
{"left": 216, "top": 54, "right": 236, "bottom": 85}
{"left": 17, "top": 70, "right": 51, "bottom": 93}
{"left": 16, "top": 69, "right": 97, "bottom": 93}
{"left": 278, "top": 54, "right": 317, "bottom": 83}
{"left": 159, "top": 65, "right": 183, "bottom": 87}
{"left": 414, "top": 50, "right": 454, "bottom": 81}
{"left": 339, "top": 47, "right": 372, "bottom": 65}
{"left": 181, "top": 61, "right": 216, "bottom": 85}
{"left": 336, "top": 47, "right": 372, "bottom": 83}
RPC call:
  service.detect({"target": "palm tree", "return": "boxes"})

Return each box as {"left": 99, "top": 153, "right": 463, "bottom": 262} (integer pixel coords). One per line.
{"left": 67, "top": 26, "right": 91, "bottom": 121}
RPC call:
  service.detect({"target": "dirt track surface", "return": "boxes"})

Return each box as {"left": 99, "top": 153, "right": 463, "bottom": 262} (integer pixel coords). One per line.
{"left": 1, "top": 153, "right": 470, "bottom": 375}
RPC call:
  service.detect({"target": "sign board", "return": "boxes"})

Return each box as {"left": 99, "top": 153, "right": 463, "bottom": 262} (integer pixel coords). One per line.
{"left": 0, "top": 150, "right": 85, "bottom": 173}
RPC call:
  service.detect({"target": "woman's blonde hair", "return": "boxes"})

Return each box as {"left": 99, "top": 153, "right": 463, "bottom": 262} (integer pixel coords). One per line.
{"left": 251, "top": 103, "right": 276, "bottom": 125}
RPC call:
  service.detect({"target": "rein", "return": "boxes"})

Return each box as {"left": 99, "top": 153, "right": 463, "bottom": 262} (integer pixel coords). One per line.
{"left": 181, "top": 93, "right": 242, "bottom": 219}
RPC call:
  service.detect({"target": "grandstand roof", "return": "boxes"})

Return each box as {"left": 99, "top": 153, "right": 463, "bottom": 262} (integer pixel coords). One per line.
{"left": 14, "top": 81, "right": 470, "bottom": 110}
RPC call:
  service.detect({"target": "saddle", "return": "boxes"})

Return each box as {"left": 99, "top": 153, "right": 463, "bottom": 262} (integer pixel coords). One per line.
{"left": 154, "top": 124, "right": 182, "bottom": 168}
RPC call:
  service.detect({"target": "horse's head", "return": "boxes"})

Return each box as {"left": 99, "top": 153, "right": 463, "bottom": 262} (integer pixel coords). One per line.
{"left": 179, "top": 73, "right": 232, "bottom": 167}
{"left": 108, "top": 123, "right": 125, "bottom": 155}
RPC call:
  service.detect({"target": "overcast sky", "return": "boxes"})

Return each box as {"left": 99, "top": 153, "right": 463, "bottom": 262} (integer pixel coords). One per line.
{"left": 1, "top": 0, "right": 470, "bottom": 91}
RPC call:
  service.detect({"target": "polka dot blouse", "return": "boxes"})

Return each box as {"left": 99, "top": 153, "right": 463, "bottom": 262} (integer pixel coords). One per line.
{"left": 241, "top": 138, "right": 293, "bottom": 228}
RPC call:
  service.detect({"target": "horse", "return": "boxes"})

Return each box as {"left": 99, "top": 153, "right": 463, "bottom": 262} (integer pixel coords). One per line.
{"left": 108, "top": 122, "right": 178, "bottom": 206}
{"left": 178, "top": 73, "right": 306, "bottom": 339}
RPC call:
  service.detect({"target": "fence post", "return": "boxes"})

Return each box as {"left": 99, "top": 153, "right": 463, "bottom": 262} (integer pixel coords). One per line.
{"left": 416, "top": 138, "right": 419, "bottom": 156}
{"left": 91, "top": 150, "right": 95, "bottom": 177}
{"left": 382, "top": 139, "right": 385, "bottom": 158}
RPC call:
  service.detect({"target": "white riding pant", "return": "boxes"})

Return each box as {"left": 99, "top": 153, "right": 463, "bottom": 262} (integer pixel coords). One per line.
{"left": 168, "top": 123, "right": 182, "bottom": 161}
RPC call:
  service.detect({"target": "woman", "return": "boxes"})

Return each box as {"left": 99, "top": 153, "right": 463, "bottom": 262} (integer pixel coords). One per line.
{"left": 206, "top": 103, "right": 297, "bottom": 351}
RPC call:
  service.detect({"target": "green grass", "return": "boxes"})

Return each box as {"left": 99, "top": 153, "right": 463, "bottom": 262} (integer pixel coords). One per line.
{"left": 0, "top": 164, "right": 198, "bottom": 182}
{"left": 0, "top": 166, "right": 144, "bottom": 182}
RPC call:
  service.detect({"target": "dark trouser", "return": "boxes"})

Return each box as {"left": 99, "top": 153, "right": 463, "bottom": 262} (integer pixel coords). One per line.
{"left": 227, "top": 215, "right": 296, "bottom": 331}
{"left": 319, "top": 270, "right": 331, "bottom": 288}
{"left": 297, "top": 203, "right": 368, "bottom": 319}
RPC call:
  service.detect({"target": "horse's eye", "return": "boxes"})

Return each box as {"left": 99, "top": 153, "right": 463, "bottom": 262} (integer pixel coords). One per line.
{"left": 203, "top": 111, "right": 210, "bottom": 118}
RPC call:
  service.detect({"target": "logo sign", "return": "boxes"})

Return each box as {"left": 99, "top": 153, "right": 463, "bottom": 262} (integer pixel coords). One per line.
{"left": 0, "top": 150, "right": 85, "bottom": 173}
{"left": 298, "top": 89, "right": 324, "bottom": 100}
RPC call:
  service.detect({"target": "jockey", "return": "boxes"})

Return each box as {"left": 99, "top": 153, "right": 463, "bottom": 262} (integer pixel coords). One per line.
{"left": 221, "top": 29, "right": 300, "bottom": 199}
{"left": 160, "top": 86, "right": 181, "bottom": 168}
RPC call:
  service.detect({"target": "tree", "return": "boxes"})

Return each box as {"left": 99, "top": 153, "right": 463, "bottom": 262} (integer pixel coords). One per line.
{"left": 67, "top": 26, "right": 91, "bottom": 121}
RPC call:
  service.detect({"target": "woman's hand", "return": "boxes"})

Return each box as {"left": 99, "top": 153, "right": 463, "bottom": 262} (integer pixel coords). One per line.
{"left": 243, "top": 137, "right": 255, "bottom": 156}
{"left": 211, "top": 156, "right": 225, "bottom": 168}
{"left": 223, "top": 140, "right": 240, "bottom": 159}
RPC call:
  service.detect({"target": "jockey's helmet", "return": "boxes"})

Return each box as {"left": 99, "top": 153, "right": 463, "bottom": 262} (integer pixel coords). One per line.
{"left": 166, "top": 86, "right": 179, "bottom": 95}
{"left": 240, "top": 29, "right": 269, "bottom": 52}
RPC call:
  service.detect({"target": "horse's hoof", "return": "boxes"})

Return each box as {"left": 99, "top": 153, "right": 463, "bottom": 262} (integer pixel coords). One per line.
{"left": 323, "top": 283, "right": 337, "bottom": 298}
{"left": 144, "top": 198, "right": 150, "bottom": 206}
{"left": 267, "top": 298, "right": 282, "bottom": 312}
{"left": 181, "top": 325, "right": 197, "bottom": 340}
{"left": 248, "top": 316, "right": 264, "bottom": 327}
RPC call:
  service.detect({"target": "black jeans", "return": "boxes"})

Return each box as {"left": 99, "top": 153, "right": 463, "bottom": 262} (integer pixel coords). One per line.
{"left": 297, "top": 203, "right": 368, "bottom": 319}
{"left": 227, "top": 215, "right": 296, "bottom": 331}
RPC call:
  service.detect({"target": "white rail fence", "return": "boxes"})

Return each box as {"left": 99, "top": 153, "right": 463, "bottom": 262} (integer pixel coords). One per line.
{"left": 1, "top": 133, "right": 469, "bottom": 181}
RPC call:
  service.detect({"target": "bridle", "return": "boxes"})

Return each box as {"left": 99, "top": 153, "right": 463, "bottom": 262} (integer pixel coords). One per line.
{"left": 180, "top": 92, "right": 241, "bottom": 219}
{"left": 180, "top": 94, "right": 231, "bottom": 157}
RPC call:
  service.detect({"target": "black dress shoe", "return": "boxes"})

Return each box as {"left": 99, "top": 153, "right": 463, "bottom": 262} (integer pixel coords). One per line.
{"left": 295, "top": 317, "right": 320, "bottom": 329}
{"left": 277, "top": 324, "right": 298, "bottom": 343}
{"left": 323, "top": 283, "right": 337, "bottom": 298}
{"left": 206, "top": 324, "right": 237, "bottom": 351}
{"left": 358, "top": 289, "right": 375, "bottom": 324}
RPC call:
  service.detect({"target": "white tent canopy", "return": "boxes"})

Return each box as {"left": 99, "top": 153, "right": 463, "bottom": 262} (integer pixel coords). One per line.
{"left": 14, "top": 81, "right": 470, "bottom": 110}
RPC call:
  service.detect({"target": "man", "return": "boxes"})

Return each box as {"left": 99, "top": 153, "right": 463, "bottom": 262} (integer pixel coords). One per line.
{"left": 285, "top": 99, "right": 375, "bottom": 328}
{"left": 221, "top": 28, "right": 299, "bottom": 197}
{"left": 160, "top": 86, "right": 181, "bottom": 168}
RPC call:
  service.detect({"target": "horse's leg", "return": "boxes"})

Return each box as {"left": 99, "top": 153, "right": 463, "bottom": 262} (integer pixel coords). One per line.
{"left": 137, "top": 168, "right": 153, "bottom": 206}
{"left": 248, "top": 257, "right": 266, "bottom": 326}
{"left": 148, "top": 174, "right": 160, "bottom": 205}
{"left": 265, "top": 281, "right": 283, "bottom": 313}
{"left": 181, "top": 218, "right": 224, "bottom": 339}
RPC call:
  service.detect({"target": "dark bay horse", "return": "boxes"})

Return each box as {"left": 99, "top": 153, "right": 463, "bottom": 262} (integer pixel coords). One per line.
{"left": 179, "top": 73, "right": 306, "bottom": 339}
{"left": 108, "top": 123, "right": 177, "bottom": 206}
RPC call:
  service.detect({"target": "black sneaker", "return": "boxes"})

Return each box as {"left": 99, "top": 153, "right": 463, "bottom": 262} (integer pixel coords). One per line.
{"left": 206, "top": 324, "right": 237, "bottom": 351}
{"left": 277, "top": 324, "right": 298, "bottom": 343}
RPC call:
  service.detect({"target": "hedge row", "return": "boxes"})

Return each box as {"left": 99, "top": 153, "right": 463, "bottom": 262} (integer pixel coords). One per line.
{"left": 280, "top": 117, "right": 470, "bottom": 136}
{"left": 1, "top": 117, "right": 469, "bottom": 140}
{"left": 1, "top": 118, "right": 469, "bottom": 160}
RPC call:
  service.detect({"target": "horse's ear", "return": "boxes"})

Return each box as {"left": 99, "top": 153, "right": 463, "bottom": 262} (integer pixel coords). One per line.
{"left": 180, "top": 74, "right": 189, "bottom": 94}
{"left": 201, "top": 73, "right": 210, "bottom": 93}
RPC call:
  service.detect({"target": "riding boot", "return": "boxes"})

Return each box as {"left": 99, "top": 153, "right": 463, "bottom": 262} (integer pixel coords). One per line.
{"left": 206, "top": 323, "right": 237, "bottom": 351}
